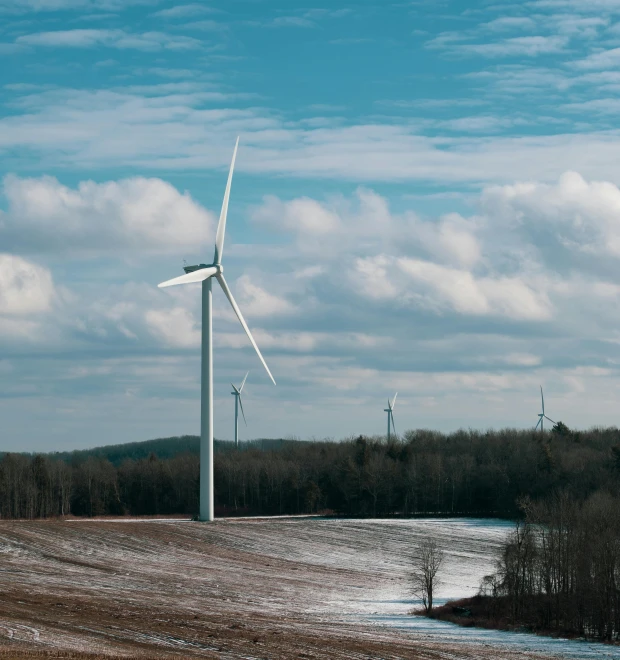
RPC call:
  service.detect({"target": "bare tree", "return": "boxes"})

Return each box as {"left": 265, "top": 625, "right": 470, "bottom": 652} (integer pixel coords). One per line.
{"left": 411, "top": 537, "right": 445, "bottom": 613}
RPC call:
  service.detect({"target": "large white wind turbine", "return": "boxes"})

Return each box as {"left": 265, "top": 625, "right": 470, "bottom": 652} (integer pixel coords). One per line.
{"left": 231, "top": 371, "right": 248, "bottom": 449}
{"left": 535, "top": 386, "right": 554, "bottom": 432}
{"left": 158, "top": 138, "right": 276, "bottom": 522}
{"left": 384, "top": 393, "right": 397, "bottom": 441}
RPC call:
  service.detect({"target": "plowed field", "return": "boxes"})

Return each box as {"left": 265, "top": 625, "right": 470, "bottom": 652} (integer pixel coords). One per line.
{"left": 0, "top": 517, "right": 610, "bottom": 659}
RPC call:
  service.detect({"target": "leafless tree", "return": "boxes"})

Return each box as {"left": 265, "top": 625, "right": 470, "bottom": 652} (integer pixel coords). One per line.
{"left": 411, "top": 537, "right": 445, "bottom": 613}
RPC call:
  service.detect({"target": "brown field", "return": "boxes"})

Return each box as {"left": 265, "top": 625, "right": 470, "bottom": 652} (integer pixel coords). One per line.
{"left": 0, "top": 517, "right": 560, "bottom": 659}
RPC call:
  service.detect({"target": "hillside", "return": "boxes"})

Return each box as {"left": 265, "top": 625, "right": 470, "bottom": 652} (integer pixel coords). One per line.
{"left": 6, "top": 436, "right": 293, "bottom": 467}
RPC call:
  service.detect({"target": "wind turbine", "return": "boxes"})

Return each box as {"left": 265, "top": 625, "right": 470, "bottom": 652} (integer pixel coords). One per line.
{"left": 535, "top": 386, "right": 554, "bottom": 432}
{"left": 231, "top": 371, "right": 248, "bottom": 449}
{"left": 384, "top": 393, "right": 397, "bottom": 441}
{"left": 158, "top": 138, "right": 276, "bottom": 522}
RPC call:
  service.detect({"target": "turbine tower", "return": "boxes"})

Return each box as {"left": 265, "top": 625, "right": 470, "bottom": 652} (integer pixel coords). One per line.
{"left": 158, "top": 138, "right": 276, "bottom": 521}
{"left": 231, "top": 371, "right": 248, "bottom": 449}
{"left": 535, "top": 386, "right": 554, "bottom": 432}
{"left": 384, "top": 393, "right": 397, "bottom": 441}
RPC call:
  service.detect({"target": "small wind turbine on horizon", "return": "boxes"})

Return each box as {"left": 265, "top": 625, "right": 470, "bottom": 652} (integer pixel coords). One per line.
{"left": 157, "top": 138, "right": 276, "bottom": 522}
{"left": 231, "top": 371, "right": 248, "bottom": 449}
{"left": 535, "top": 386, "right": 555, "bottom": 432}
{"left": 384, "top": 393, "right": 397, "bottom": 441}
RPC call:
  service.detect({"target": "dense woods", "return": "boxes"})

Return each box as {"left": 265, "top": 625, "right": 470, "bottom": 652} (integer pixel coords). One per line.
{"left": 0, "top": 425, "right": 619, "bottom": 519}
{"left": 442, "top": 492, "right": 620, "bottom": 642}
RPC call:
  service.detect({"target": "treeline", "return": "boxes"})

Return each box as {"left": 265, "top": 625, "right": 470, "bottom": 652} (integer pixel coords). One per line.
{"left": 0, "top": 425, "right": 619, "bottom": 519}
{"left": 476, "top": 492, "right": 620, "bottom": 641}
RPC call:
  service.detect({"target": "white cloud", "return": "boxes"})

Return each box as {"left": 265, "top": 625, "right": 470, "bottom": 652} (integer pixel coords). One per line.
{"left": 15, "top": 29, "right": 203, "bottom": 51}
{"left": 151, "top": 4, "right": 216, "bottom": 18}
{"left": 216, "top": 329, "right": 388, "bottom": 353}
{"left": 502, "top": 353, "right": 543, "bottom": 366}
{"left": 293, "top": 265, "right": 325, "bottom": 279}
{"left": 217, "top": 329, "right": 318, "bottom": 352}
{"left": 5, "top": 83, "right": 620, "bottom": 186}
{"left": 561, "top": 98, "right": 620, "bottom": 113}
{"left": 5, "top": 167, "right": 620, "bottom": 442}
{"left": 0, "top": 253, "right": 55, "bottom": 315}
{"left": 145, "top": 307, "right": 200, "bottom": 348}
{"left": 2, "top": 174, "right": 214, "bottom": 254}
{"left": 483, "top": 17, "right": 538, "bottom": 32}
{"left": 272, "top": 16, "right": 315, "bottom": 28}
{"left": 481, "top": 171, "right": 620, "bottom": 258}
{"left": 395, "top": 258, "right": 552, "bottom": 320}
{"left": 416, "top": 214, "right": 482, "bottom": 268}
{"left": 532, "top": 0, "right": 620, "bottom": 9}
{"left": 253, "top": 189, "right": 481, "bottom": 270}
{"left": 462, "top": 36, "right": 568, "bottom": 57}
{"left": 353, "top": 255, "right": 398, "bottom": 300}
{"left": 573, "top": 47, "right": 620, "bottom": 69}
{"left": 235, "top": 275, "right": 296, "bottom": 317}
{"left": 0, "top": 0, "right": 154, "bottom": 10}
{"left": 253, "top": 195, "right": 340, "bottom": 235}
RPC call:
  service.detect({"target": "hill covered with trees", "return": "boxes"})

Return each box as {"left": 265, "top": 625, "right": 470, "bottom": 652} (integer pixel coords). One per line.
{"left": 0, "top": 426, "right": 619, "bottom": 519}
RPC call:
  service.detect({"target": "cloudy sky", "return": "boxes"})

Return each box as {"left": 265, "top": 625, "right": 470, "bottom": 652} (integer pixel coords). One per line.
{"left": 2, "top": 0, "right": 620, "bottom": 451}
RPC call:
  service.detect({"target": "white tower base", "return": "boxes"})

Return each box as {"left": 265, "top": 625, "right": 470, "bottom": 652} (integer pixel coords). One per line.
{"left": 200, "top": 277, "right": 214, "bottom": 522}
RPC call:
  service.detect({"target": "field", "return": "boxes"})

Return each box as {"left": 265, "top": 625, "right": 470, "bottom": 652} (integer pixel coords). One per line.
{"left": 0, "top": 517, "right": 615, "bottom": 659}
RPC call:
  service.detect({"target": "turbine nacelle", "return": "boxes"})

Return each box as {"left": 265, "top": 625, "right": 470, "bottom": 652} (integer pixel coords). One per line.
{"left": 183, "top": 263, "right": 223, "bottom": 276}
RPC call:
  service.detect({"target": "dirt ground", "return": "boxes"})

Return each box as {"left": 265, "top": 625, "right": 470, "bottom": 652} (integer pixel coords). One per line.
{"left": 0, "top": 517, "right": 556, "bottom": 659}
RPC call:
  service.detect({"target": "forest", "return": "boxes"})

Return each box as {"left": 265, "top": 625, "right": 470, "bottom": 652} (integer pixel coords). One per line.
{"left": 437, "top": 492, "right": 620, "bottom": 642}
{"left": 0, "top": 424, "right": 619, "bottom": 520}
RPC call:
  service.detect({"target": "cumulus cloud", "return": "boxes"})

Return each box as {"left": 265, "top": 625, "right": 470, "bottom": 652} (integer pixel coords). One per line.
{"left": 253, "top": 188, "right": 482, "bottom": 267}
{"left": 145, "top": 307, "right": 200, "bottom": 348}
{"left": 234, "top": 275, "right": 296, "bottom": 317}
{"left": 252, "top": 195, "right": 340, "bottom": 235}
{"left": 0, "top": 253, "right": 55, "bottom": 315}
{"left": 351, "top": 256, "right": 552, "bottom": 321}
{"left": 415, "top": 214, "right": 482, "bottom": 268}
{"left": 5, "top": 169, "right": 620, "bottom": 444}
{"left": 481, "top": 171, "right": 620, "bottom": 258}
{"left": 2, "top": 174, "right": 214, "bottom": 254}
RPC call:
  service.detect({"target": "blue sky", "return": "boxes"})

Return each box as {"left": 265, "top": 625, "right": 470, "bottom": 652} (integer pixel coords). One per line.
{"left": 3, "top": 0, "right": 620, "bottom": 451}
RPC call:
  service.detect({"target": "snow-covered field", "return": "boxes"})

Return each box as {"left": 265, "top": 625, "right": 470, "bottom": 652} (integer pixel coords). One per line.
{"left": 0, "top": 517, "right": 618, "bottom": 658}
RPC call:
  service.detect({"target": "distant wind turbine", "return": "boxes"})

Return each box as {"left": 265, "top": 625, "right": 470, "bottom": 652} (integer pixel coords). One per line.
{"left": 384, "top": 393, "right": 397, "bottom": 441}
{"left": 157, "top": 138, "right": 276, "bottom": 522}
{"left": 231, "top": 371, "right": 249, "bottom": 449}
{"left": 535, "top": 386, "right": 554, "bottom": 432}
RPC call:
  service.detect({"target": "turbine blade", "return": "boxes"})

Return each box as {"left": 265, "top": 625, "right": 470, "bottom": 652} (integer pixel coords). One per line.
{"left": 545, "top": 415, "right": 555, "bottom": 424}
{"left": 391, "top": 392, "right": 398, "bottom": 410}
{"left": 158, "top": 266, "right": 217, "bottom": 288}
{"left": 540, "top": 386, "right": 544, "bottom": 415}
{"left": 216, "top": 273, "right": 276, "bottom": 385}
{"left": 239, "top": 371, "right": 249, "bottom": 392}
{"left": 390, "top": 410, "right": 396, "bottom": 435}
{"left": 535, "top": 417, "right": 542, "bottom": 430}
{"left": 231, "top": 384, "right": 240, "bottom": 395}
{"left": 238, "top": 395, "right": 247, "bottom": 426}
{"left": 213, "top": 136, "right": 239, "bottom": 265}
